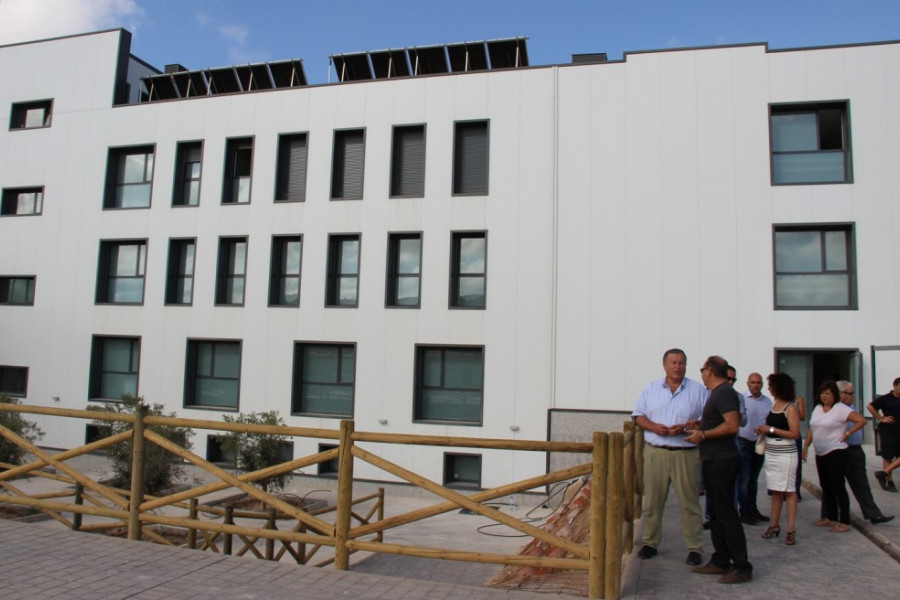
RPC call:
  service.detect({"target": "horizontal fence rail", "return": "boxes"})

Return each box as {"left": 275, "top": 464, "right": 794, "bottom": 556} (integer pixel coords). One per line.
{"left": 0, "top": 403, "right": 643, "bottom": 599}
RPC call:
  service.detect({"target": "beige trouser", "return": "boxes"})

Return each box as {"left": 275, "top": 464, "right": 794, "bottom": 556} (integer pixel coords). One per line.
{"left": 640, "top": 443, "right": 703, "bottom": 553}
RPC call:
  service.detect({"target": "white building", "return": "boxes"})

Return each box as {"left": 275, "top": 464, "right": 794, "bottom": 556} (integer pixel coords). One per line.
{"left": 2, "top": 29, "right": 899, "bottom": 487}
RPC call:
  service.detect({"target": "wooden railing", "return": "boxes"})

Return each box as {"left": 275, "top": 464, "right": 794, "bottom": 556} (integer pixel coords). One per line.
{"left": 0, "top": 403, "right": 643, "bottom": 599}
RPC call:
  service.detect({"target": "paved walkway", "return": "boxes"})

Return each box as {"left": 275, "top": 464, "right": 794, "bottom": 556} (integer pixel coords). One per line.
{"left": 1, "top": 439, "right": 898, "bottom": 599}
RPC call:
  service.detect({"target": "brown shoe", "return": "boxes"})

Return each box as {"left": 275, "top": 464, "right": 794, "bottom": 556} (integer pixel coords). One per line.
{"left": 717, "top": 570, "right": 752, "bottom": 584}
{"left": 692, "top": 562, "right": 730, "bottom": 575}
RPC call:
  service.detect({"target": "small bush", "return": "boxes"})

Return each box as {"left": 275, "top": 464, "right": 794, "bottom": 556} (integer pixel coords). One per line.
{"left": 0, "top": 396, "right": 44, "bottom": 467}
{"left": 88, "top": 395, "right": 193, "bottom": 495}
{"left": 220, "top": 411, "right": 290, "bottom": 493}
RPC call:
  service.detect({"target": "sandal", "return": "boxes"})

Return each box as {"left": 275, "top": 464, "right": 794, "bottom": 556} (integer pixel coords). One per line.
{"left": 814, "top": 518, "right": 834, "bottom": 527}
{"left": 761, "top": 524, "right": 781, "bottom": 539}
{"left": 785, "top": 531, "right": 796, "bottom": 545}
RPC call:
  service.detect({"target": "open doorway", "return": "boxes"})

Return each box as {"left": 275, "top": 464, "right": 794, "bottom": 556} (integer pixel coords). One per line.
{"left": 775, "top": 348, "right": 863, "bottom": 433}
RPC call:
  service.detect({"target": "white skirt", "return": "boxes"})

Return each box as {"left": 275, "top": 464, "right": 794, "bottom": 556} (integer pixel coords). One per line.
{"left": 764, "top": 437, "right": 799, "bottom": 493}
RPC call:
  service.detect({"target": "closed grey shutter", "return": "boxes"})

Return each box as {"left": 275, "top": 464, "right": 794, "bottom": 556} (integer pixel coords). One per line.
{"left": 391, "top": 125, "right": 425, "bottom": 197}
{"left": 277, "top": 134, "right": 308, "bottom": 201}
{"left": 332, "top": 130, "right": 365, "bottom": 199}
{"left": 453, "top": 121, "right": 488, "bottom": 195}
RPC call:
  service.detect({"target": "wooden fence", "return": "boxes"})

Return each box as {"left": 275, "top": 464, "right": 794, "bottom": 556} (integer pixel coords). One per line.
{"left": 0, "top": 403, "right": 643, "bottom": 599}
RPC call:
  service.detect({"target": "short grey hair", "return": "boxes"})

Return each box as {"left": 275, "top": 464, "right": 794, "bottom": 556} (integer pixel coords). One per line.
{"left": 836, "top": 380, "right": 852, "bottom": 392}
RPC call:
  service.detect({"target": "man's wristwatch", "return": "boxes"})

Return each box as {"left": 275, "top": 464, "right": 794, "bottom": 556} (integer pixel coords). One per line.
{"left": 768, "top": 426, "right": 775, "bottom": 435}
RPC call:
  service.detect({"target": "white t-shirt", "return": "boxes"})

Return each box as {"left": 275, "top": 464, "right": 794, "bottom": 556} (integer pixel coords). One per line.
{"left": 809, "top": 402, "right": 853, "bottom": 456}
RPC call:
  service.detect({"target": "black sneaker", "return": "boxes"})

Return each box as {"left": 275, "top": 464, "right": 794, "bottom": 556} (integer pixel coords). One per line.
{"left": 752, "top": 511, "right": 769, "bottom": 522}
{"left": 888, "top": 481, "right": 898, "bottom": 493}
{"left": 870, "top": 515, "right": 895, "bottom": 524}
{"left": 637, "top": 545, "right": 657, "bottom": 559}
{"left": 875, "top": 471, "right": 889, "bottom": 490}
{"left": 686, "top": 551, "right": 702, "bottom": 566}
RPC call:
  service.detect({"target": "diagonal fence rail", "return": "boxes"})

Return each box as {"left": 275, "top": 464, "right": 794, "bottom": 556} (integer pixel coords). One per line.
{"left": 0, "top": 403, "right": 643, "bottom": 599}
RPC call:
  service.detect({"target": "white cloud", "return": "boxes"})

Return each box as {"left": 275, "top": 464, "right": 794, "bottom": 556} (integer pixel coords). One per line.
{"left": 217, "top": 23, "right": 248, "bottom": 45}
{"left": 0, "top": 0, "right": 144, "bottom": 45}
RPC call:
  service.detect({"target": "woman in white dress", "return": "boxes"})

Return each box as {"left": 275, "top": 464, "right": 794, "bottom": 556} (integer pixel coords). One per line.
{"left": 801, "top": 380, "right": 866, "bottom": 533}
{"left": 756, "top": 372, "right": 801, "bottom": 545}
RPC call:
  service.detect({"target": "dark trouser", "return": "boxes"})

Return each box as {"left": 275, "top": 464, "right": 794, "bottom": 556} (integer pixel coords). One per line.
{"left": 844, "top": 445, "right": 884, "bottom": 520}
{"left": 703, "top": 456, "right": 752, "bottom": 575}
{"left": 815, "top": 448, "right": 851, "bottom": 524}
{"left": 737, "top": 438, "right": 765, "bottom": 516}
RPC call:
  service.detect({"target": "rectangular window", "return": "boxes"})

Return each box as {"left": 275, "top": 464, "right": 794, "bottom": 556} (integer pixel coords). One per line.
{"left": 173, "top": 141, "right": 203, "bottom": 206}
{"left": 443, "top": 453, "right": 482, "bottom": 489}
{"left": 326, "top": 235, "right": 360, "bottom": 307}
{"left": 453, "top": 120, "right": 489, "bottom": 195}
{"left": 415, "top": 346, "right": 484, "bottom": 425}
{"left": 223, "top": 137, "right": 253, "bottom": 204}
{"left": 216, "top": 237, "right": 248, "bottom": 306}
{"left": 0, "top": 276, "right": 35, "bottom": 305}
{"left": 165, "top": 239, "right": 196, "bottom": 305}
{"left": 89, "top": 336, "right": 140, "bottom": 401}
{"left": 206, "top": 435, "right": 234, "bottom": 464}
{"left": 0, "top": 366, "right": 28, "bottom": 397}
{"left": 275, "top": 133, "right": 308, "bottom": 202}
{"left": 390, "top": 125, "right": 425, "bottom": 197}
{"left": 10, "top": 99, "right": 52, "bottom": 129}
{"left": 773, "top": 224, "right": 856, "bottom": 309}
{"left": 269, "top": 235, "right": 302, "bottom": 306}
{"left": 291, "top": 343, "right": 355, "bottom": 417}
{"left": 104, "top": 146, "right": 155, "bottom": 209}
{"left": 450, "top": 232, "right": 486, "bottom": 309}
{"left": 96, "top": 240, "right": 147, "bottom": 304}
{"left": 386, "top": 233, "right": 422, "bottom": 307}
{"left": 331, "top": 129, "right": 365, "bottom": 200}
{"left": 185, "top": 340, "right": 241, "bottom": 409}
{"left": 1, "top": 187, "right": 43, "bottom": 216}
{"left": 317, "top": 443, "right": 339, "bottom": 476}
{"left": 770, "top": 102, "right": 851, "bottom": 185}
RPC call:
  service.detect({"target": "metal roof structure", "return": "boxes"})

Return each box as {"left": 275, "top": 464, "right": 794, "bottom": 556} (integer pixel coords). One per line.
{"left": 140, "top": 59, "right": 307, "bottom": 102}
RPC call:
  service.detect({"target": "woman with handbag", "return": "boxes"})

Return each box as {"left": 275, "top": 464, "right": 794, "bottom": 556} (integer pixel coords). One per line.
{"left": 755, "top": 372, "right": 801, "bottom": 545}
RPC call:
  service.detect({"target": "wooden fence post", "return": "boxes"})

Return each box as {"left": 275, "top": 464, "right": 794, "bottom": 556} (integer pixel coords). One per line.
{"left": 622, "top": 421, "right": 635, "bottom": 553}
{"left": 266, "top": 507, "right": 276, "bottom": 560}
{"left": 72, "top": 482, "right": 83, "bottom": 531}
{"left": 127, "top": 403, "right": 147, "bottom": 541}
{"left": 588, "top": 431, "right": 608, "bottom": 599}
{"left": 334, "top": 419, "right": 355, "bottom": 570}
{"left": 224, "top": 505, "right": 234, "bottom": 555}
{"left": 188, "top": 498, "right": 197, "bottom": 549}
{"left": 605, "top": 432, "right": 624, "bottom": 600}
{"left": 376, "top": 487, "right": 385, "bottom": 543}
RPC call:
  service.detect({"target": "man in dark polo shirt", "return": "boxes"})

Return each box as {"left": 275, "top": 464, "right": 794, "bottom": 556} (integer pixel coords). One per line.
{"left": 869, "top": 377, "right": 900, "bottom": 492}
{"left": 684, "top": 355, "right": 752, "bottom": 584}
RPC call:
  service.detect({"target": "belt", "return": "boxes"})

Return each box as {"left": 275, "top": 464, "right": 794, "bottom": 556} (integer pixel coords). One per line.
{"left": 651, "top": 445, "right": 692, "bottom": 451}
{"left": 848, "top": 444, "right": 861, "bottom": 449}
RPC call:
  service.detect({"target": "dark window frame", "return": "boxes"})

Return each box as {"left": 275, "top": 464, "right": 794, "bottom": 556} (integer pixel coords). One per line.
{"left": 325, "top": 234, "right": 361, "bottom": 307}
{"left": 96, "top": 240, "right": 147, "bottom": 305}
{"left": 275, "top": 132, "right": 309, "bottom": 202}
{"left": 222, "top": 137, "right": 254, "bottom": 204}
{"left": 769, "top": 101, "right": 853, "bottom": 186}
{"left": 772, "top": 223, "right": 857, "bottom": 310}
{"left": 0, "top": 276, "right": 36, "bottom": 305}
{"left": 386, "top": 232, "right": 422, "bottom": 308}
{"left": 443, "top": 452, "right": 482, "bottom": 489}
{"left": 0, "top": 365, "right": 29, "bottom": 397}
{"left": 172, "top": 140, "right": 203, "bottom": 207}
{"left": 390, "top": 124, "right": 426, "bottom": 198}
{"left": 413, "top": 344, "right": 485, "bottom": 426}
{"left": 317, "top": 443, "right": 339, "bottom": 477}
{"left": 1, "top": 187, "right": 44, "bottom": 216}
{"left": 183, "top": 339, "right": 242, "bottom": 411}
{"left": 165, "top": 238, "right": 196, "bottom": 305}
{"left": 103, "top": 145, "right": 155, "bottom": 210}
{"left": 291, "top": 342, "right": 356, "bottom": 418}
{"left": 269, "top": 235, "right": 303, "bottom": 307}
{"left": 450, "top": 231, "right": 487, "bottom": 309}
{"left": 331, "top": 128, "right": 366, "bottom": 200}
{"left": 215, "top": 237, "right": 248, "bottom": 306}
{"left": 452, "top": 120, "right": 489, "bottom": 196}
{"left": 88, "top": 336, "right": 141, "bottom": 402}
{"left": 9, "top": 99, "right": 52, "bottom": 130}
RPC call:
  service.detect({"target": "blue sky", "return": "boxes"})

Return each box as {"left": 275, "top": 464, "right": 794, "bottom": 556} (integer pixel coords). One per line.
{"left": 1, "top": 0, "right": 899, "bottom": 83}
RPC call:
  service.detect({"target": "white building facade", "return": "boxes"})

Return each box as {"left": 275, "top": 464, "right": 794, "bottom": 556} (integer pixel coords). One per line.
{"left": 2, "top": 30, "right": 899, "bottom": 487}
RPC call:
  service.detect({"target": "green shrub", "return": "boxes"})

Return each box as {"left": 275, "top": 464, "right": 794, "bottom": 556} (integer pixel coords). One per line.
{"left": 220, "top": 411, "right": 290, "bottom": 493}
{"left": 88, "top": 395, "right": 193, "bottom": 495}
{"left": 0, "top": 396, "right": 44, "bottom": 467}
